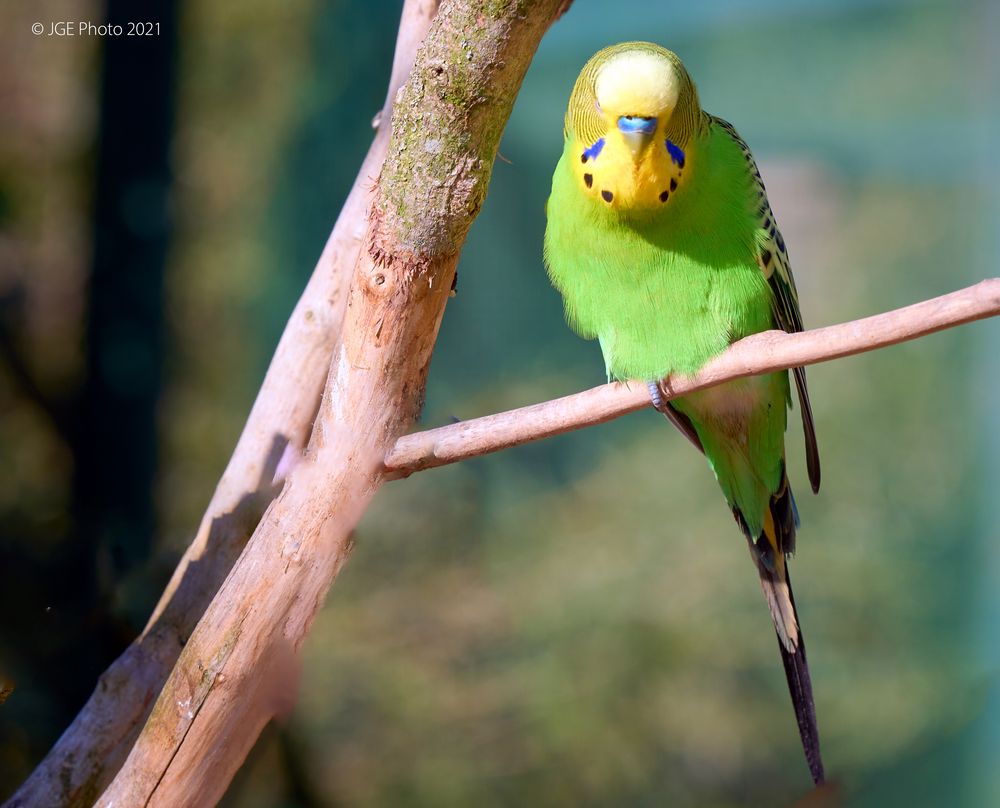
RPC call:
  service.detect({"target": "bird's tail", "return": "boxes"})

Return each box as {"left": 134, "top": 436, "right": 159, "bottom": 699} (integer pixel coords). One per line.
{"left": 736, "top": 473, "right": 825, "bottom": 786}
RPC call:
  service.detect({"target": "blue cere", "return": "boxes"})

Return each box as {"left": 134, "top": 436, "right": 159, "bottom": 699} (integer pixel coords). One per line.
{"left": 617, "top": 115, "right": 657, "bottom": 135}
{"left": 582, "top": 137, "right": 605, "bottom": 162}
{"left": 666, "top": 138, "right": 686, "bottom": 168}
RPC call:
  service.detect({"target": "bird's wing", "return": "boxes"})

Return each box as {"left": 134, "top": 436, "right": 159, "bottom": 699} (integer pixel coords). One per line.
{"left": 711, "top": 115, "right": 821, "bottom": 494}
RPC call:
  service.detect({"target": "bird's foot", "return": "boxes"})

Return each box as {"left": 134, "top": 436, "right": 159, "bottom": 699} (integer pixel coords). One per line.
{"left": 647, "top": 380, "right": 667, "bottom": 413}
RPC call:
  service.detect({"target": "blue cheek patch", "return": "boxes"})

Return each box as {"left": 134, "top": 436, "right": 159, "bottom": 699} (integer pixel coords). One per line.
{"left": 666, "top": 139, "right": 686, "bottom": 168}
{"left": 581, "top": 137, "right": 605, "bottom": 163}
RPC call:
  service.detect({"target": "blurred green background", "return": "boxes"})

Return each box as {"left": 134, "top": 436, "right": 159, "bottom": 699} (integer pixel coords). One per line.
{"left": 2, "top": 0, "right": 999, "bottom": 806}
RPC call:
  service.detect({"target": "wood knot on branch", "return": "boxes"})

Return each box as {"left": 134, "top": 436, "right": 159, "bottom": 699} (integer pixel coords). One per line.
{"left": 367, "top": 205, "right": 450, "bottom": 280}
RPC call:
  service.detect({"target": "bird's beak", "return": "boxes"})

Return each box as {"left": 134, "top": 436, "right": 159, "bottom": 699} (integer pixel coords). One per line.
{"left": 617, "top": 116, "right": 658, "bottom": 161}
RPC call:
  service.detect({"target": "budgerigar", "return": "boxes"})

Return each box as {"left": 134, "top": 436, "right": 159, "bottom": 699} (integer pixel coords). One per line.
{"left": 543, "top": 42, "right": 824, "bottom": 784}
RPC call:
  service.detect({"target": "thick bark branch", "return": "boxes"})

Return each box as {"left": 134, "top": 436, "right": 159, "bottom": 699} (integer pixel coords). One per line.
{"left": 384, "top": 278, "right": 1000, "bottom": 477}
{"left": 5, "top": 4, "right": 439, "bottom": 807}
{"left": 89, "top": 1, "right": 569, "bottom": 806}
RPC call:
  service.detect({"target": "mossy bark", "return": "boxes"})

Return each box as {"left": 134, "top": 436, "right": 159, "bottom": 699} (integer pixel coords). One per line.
{"left": 372, "top": 0, "right": 567, "bottom": 272}
{"left": 75, "top": 2, "right": 571, "bottom": 807}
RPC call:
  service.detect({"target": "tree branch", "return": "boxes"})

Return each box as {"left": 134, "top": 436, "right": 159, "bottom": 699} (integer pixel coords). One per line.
{"left": 5, "top": 3, "right": 439, "bottom": 806}
{"left": 384, "top": 278, "right": 1000, "bottom": 477}
{"left": 90, "top": 1, "right": 570, "bottom": 806}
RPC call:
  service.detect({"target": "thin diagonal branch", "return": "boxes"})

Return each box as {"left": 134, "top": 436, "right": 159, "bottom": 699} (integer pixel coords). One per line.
{"left": 384, "top": 278, "right": 1000, "bottom": 477}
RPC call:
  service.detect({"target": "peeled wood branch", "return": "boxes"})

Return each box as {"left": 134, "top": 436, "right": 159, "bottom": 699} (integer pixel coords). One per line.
{"left": 5, "top": 3, "right": 438, "bottom": 807}
{"left": 90, "top": 2, "right": 570, "bottom": 806}
{"left": 384, "top": 278, "right": 1000, "bottom": 477}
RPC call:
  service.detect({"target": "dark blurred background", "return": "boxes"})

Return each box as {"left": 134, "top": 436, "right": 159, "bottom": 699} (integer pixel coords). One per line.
{"left": 1, "top": 0, "right": 999, "bottom": 806}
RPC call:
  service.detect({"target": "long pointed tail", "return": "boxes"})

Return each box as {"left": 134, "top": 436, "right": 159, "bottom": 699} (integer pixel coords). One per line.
{"left": 739, "top": 478, "right": 825, "bottom": 786}
{"left": 758, "top": 562, "right": 825, "bottom": 785}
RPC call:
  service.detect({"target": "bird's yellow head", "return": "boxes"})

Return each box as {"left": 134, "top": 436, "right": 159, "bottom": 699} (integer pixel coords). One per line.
{"left": 565, "top": 43, "right": 706, "bottom": 211}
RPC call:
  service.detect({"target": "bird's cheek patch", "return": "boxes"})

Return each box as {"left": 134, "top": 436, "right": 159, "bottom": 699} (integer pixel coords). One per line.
{"left": 665, "top": 138, "right": 686, "bottom": 168}
{"left": 580, "top": 137, "right": 605, "bottom": 164}
{"left": 579, "top": 137, "right": 616, "bottom": 204}
{"left": 652, "top": 141, "right": 686, "bottom": 206}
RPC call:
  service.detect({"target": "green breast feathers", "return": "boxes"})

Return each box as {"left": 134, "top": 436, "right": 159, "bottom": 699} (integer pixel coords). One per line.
{"left": 544, "top": 117, "right": 773, "bottom": 380}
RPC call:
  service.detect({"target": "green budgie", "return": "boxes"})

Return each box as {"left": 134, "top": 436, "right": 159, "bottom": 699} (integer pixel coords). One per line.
{"left": 544, "top": 42, "right": 824, "bottom": 785}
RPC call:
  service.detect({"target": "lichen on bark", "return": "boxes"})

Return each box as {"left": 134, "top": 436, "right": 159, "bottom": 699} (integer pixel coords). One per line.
{"left": 371, "top": 0, "right": 566, "bottom": 273}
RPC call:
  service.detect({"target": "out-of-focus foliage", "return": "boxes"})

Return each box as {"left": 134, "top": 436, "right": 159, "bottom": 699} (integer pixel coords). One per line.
{"left": 2, "top": 1, "right": 999, "bottom": 806}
